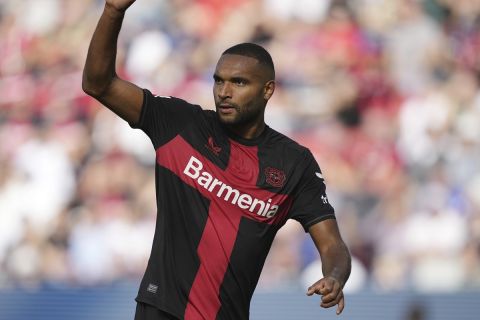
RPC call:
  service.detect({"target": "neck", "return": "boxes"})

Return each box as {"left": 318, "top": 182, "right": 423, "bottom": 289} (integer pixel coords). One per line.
{"left": 228, "top": 121, "right": 266, "bottom": 140}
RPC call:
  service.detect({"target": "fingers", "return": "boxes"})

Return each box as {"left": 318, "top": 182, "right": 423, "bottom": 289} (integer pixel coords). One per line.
{"left": 306, "top": 287, "right": 315, "bottom": 296}
{"left": 336, "top": 295, "right": 345, "bottom": 315}
{"left": 321, "top": 280, "right": 335, "bottom": 296}
{"left": 306, "top": 278, "right": 332, "bottom": 296}
{"left": 307, "top": 278, "right": 345, "bottom": 314}
{"left": 320, "top": 281, "right": 340, "bottom": 304}
{"left": 306, "top": 281, "right": 324, "bottom": 296}
{"left": 320, "top": 289, "right": 342, "bottom": 308}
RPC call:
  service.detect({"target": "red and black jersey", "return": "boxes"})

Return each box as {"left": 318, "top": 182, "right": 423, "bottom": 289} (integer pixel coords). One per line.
{"left": 132, "top": 89, "right": 335, "bottom": 319}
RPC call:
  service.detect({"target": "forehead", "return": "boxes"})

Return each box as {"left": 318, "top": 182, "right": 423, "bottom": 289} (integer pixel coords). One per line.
{"left": 214, "top": 54, "right": 264, "bottom": 79}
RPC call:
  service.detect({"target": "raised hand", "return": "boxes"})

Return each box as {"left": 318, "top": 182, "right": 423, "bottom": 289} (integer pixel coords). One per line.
{"left": 83, "top": 0, "right": 144, "bottom": 124}
{"left": 105, "top": 0, "right": 137, "bottom": 13}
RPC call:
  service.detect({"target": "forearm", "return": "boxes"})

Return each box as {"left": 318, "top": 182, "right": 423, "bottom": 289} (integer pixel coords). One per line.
{"left": 82, "top": 4, "right": 125, "bottom": 97}
{"left": 321, "top": 242, "right": 351, "bottom": 288}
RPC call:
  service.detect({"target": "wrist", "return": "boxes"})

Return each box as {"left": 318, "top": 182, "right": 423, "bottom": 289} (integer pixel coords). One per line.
{"left": 104, "top": 3, "right": 126, "bottom": 19}
{"left": 325, "top": 275, "right": 345, "bottom": 288}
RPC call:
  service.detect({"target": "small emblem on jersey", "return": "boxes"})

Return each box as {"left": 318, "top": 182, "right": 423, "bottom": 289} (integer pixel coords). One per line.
{"left": 147, "top": 283, "right": 158, "bottom": 294}
{"left": 321, "top": 195, "right": 329, "bottom": 204}
{"left": 205, "top": 137, "right": 222, "bottom": 156}
{"left": 315, "top": 172, "right": 324, "bottom": 179}
{"left": 265, "top": 167, "right": 286, "bottom": 188}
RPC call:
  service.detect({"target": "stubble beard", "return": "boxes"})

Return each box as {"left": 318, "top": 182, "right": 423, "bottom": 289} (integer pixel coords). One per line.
{"left": 216, "top": 103, "right": 261, "bottom": 129}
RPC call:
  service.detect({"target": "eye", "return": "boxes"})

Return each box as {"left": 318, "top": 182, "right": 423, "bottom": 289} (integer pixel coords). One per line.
{"left": 213, "top": 76, "right": 223, "bottom": 85}
{"left": 234, "top": 79, "right": 247, "bottom": 86}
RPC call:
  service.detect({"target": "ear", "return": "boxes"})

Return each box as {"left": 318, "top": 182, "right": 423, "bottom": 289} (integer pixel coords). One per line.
{"left": 263, "top": 80, "right": 275, "bottom": 100}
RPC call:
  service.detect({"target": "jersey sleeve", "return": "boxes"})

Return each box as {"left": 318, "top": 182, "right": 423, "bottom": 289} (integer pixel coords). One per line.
{"left": 130, "top": 89, "right": 202, "bottom": 148}
{"left": 289, "top": 149, "right": 335, "bottom": 232}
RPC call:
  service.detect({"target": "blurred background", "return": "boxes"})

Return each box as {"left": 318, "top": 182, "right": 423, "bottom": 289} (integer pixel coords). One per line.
{"left": 1, "top": 0, "right": 480, "bottom": 319}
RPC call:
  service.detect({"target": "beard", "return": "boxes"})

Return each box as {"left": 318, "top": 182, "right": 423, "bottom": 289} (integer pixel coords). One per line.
{"left": 215, "top": 102, "right": 263, "bottom": 128}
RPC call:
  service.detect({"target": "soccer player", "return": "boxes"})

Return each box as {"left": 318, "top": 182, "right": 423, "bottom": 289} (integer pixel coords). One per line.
{"left": 82, "top": 1, "right": 352, "bottom": 319}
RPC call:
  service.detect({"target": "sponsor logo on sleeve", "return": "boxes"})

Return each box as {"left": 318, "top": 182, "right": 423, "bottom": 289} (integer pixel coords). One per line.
{"left": 321, "top": 195, "right": 329, "bottom": 204}
{"left": 147, "top": 284, "right": 158, "bottom": 294}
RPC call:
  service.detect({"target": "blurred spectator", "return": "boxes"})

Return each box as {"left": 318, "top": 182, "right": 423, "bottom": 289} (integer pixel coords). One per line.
{"left": 1, "top": 0, "right": 480, "bottom": 293}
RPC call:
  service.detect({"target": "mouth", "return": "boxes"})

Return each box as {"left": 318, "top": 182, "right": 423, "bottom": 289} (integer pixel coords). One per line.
{"left": 218, "top": 103, "right": 236, "bottom": 114}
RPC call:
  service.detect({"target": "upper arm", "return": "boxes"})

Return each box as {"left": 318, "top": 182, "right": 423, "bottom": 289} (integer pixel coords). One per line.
{"left": 95, "top": 77, "right": 144, "bottom": 125}
{"left": 129, "top": 89, "right": 203, "bottom": 149}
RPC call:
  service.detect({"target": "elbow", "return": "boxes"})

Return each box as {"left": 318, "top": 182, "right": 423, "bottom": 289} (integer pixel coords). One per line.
{"left": 82, "top": 78, "right": 99, "bottom": 98}
{"left": 81, "top": 72, "right": 112, "bottom": 98}
{"left": 82, "top": 79, "right": 104, "bottom": 98}
{"left": 82, "top": 82, "right": 96, "bottom": 97}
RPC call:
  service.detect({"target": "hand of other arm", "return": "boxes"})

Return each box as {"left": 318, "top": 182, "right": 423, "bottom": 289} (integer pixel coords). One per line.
{"left": 306, "top": 219, "right": 351, "bottom": 315}
{"left": 82, "top": 0, "right": 143, "bottom": 124}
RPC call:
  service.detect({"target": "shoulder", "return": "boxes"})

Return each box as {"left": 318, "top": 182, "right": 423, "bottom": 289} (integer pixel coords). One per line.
{"left": 260, "top": 128, "right": 317, "bottom": 189}
{"left": 265, "top": 127, "right": 313, "bottom": 160}
{"left": 202, "top": 109, "right": 217, "bottom": 119}
{"left": 146, "top": 90, "right": 203, "bottom": 111}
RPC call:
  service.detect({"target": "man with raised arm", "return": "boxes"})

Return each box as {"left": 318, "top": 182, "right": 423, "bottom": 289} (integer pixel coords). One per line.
{"left": 83, "top": 1, "right": 352, "bottom": 319}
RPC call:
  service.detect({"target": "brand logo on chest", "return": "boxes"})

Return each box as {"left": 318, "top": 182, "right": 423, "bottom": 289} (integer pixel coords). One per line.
{"left": 183, "top": 156, "right": 280, "bottom": 218}
{"left": 205, "top": 137, "right": 222, "bottom": 156}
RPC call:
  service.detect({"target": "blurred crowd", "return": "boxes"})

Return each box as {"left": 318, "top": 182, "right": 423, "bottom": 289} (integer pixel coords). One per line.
{"left": 1, "top": 0, "right": 480, "bottom": 293}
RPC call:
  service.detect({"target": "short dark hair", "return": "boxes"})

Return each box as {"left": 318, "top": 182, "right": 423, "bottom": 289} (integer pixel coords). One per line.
{"left": 222, "top": 43, "right": 275, "bottom": 79}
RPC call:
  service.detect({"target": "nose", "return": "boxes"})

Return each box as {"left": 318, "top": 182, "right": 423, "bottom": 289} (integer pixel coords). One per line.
{"left": 217, "top": 82, "right": 232, "bottom": 99}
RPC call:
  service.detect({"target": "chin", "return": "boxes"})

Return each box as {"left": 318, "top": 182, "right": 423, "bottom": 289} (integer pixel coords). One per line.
{"left": 217, "top": 114, "right": 238, "bottom": 125}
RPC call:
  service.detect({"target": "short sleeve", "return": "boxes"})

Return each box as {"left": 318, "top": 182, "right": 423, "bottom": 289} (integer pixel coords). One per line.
{"left": 289, "top": 149, "right": 335, "bottom": 232}
{"left": 130, "top": 89, "right": 202, "bottom": 148}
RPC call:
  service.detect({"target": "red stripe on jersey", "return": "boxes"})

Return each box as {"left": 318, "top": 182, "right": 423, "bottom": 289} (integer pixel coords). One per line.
{"left": 156, "top": 135, "right": 292, "bottom": 319}
{"left": 183, "top": 201, "right": 238, "bottom": 319}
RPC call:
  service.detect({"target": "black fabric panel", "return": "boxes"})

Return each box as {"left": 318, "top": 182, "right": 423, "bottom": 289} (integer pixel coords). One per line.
{"left": 132, "top": 89, "right": 203, "bottom": 149}
{"left": 136, "top": 166, "right": 210, "bottom": 319}
{"left": 255, "top": 128, "right": 306, "bottom": 195}
{"left": 180, "top": 110, "right": 231, "bottom": 171}
{"left": 216, "top": 217, "right": 279, "bottom": 320}
{"left": 134, "top": 302, "right": 180, "bottom": 320}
